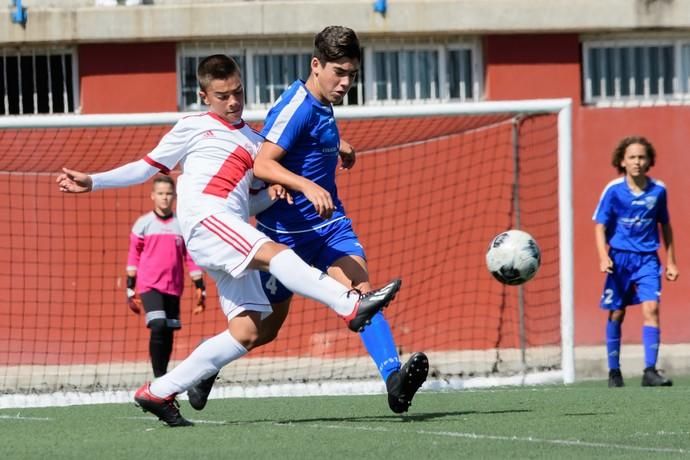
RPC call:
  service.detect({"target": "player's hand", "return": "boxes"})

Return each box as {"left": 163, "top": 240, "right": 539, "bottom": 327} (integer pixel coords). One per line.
{"left": 666, "top": 263, "right": 679, "bottom": 281}
{"left": 339, "top": 146, "right": 356, "bottom": 170}
{"left": 301, "top": 181, "right": 334, "bottom": 219}
{"left": 268, "top": 184, "right": 294, "bottom": 205}
{"left": 126, "top": 288, "right": 142, "bottom": 315}
{"left": 192, "top": 287, "right": 206, "bottom": 315}
{"left": 599, "top": 257, "right": 613, "bottom": 274}
{"left": 57, "top": 168, "right": 93, "bottom": 193}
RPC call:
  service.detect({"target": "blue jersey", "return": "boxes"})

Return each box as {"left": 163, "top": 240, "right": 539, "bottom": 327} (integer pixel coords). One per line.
{"left": 257, "top": 80, "right": 345, "bottom": 233}
{"left": 592, "top": 177, "right": 669, "bottom": 253}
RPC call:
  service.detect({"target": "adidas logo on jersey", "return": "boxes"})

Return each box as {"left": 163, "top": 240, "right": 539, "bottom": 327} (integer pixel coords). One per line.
{"left": 202, "top": 130, "right": 215, "bottom": 138}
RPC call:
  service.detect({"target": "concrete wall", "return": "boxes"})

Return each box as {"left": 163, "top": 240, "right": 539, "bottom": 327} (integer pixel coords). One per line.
{"left": 6, "top": 0, "right": 690, "bottom": 44}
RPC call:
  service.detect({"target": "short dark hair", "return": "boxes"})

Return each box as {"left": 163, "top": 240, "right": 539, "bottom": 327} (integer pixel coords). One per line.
{"left": 611, "top": 136, "right": 656, "bottom": 174}
{"left": 197, "top": 54, "right": 241, "bottom": 91}
{"left": 152, "top": 174, "right": 175, "bottom": 190}
{"left": 313, "top": 26, "right": 361, "bottom": 64}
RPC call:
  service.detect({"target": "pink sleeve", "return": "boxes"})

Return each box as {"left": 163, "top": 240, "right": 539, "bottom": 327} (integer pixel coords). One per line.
{"left": 126, "top": 232, "right": 145, "bottom": 272}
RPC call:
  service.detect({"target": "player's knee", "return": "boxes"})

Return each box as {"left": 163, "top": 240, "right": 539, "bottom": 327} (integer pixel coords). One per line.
{"left": 237, "top": 330, "right": 262, "bottom": 350}
{"left": 642, "top": 301, "right": 660, "bottom": 321}
{"left": 251, "top": 242, "right": 289, "bottom": 270}
{"left": 148, "top": 318, "right": 168, "bottom": 335}
{"left": 609, "top": 309, "right": 625, "bottom": 322}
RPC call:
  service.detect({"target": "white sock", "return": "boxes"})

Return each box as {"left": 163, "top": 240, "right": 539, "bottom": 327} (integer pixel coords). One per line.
{"left": 150, "top": 330, "right": 247, "bottom": 398}
{"left": 268, "top": 249, "right": 357, "bottom": 316}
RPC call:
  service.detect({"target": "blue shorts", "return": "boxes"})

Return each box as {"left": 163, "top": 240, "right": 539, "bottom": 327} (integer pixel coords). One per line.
{"left": 599, "top": 249, "right": 662, "bottom": 310}
{"left": 259, "top": 218, "right": 367, "bottom": 303}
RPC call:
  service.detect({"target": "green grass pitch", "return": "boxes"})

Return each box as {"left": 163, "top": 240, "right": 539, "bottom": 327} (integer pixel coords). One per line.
{"left": 2, "top": 377, "right": 689, "bottom": 459}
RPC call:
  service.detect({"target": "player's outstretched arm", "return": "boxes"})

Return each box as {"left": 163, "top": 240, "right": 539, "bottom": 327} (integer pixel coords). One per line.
{"left": 57, "top": 168, "right": 93, "bottom": 193}
{"left": 58, "top": 160, "right": 161, "bottom": 194}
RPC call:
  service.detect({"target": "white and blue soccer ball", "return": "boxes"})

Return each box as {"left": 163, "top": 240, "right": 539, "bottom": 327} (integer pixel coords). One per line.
{"left": 485, "top": 229, "right": 541, "bottom": 286}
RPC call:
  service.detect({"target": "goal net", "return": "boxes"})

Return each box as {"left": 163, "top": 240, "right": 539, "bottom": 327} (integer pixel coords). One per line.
{"left": 0, "top": 100, "right": 573, "bottom": 408}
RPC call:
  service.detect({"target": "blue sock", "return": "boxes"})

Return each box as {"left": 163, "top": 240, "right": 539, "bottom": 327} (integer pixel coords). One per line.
{"left": 359, "top": 312, "right": 401, "bottom": 382}
{"left": 643, "top": 325, "right": 660, "bottom": 369}
{"left": 606, "top": 320, "right": 622, "bottom": 370}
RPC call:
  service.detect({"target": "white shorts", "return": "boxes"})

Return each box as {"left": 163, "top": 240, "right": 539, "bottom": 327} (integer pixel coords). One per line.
{"left": 186, "top": 212, "right": 273, "bottom": 319}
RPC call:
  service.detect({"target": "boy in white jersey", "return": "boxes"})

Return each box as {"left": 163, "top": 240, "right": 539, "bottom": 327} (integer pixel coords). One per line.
{"left": 126, "top": 175, "right": 206, "bottom": 378}
{"left": 57, "top": 54, "right": 401, "bottom": 427}
{"left": 593, "top": 136, "right": 678, "bottom": 388}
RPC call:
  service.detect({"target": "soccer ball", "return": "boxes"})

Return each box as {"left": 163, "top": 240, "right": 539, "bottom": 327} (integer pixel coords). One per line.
{"left": 485, "top": 229, "right": 541, "bottom": 286}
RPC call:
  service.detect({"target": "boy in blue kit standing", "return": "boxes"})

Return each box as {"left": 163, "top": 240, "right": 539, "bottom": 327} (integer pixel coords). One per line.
{"left": 593, "top": 136, "right": 679, "bottom": 388}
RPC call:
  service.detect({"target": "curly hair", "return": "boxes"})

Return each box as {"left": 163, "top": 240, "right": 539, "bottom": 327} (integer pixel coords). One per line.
{"left": 611, "top": 136, "right": 656, "bottom": 174}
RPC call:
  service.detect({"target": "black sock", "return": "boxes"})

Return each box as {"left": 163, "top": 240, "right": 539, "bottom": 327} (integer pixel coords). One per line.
{"left": 149, "top": 320, "right": 173, "bottom": 377}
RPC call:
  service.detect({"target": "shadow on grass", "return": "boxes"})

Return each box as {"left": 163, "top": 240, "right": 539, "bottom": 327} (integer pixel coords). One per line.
{"left": 270, "top": 408, "right": 532, "bottom": 424}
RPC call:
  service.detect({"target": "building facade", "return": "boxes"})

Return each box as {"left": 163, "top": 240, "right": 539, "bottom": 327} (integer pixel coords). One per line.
{"left": 3, "top": 0, "right": 689, "bottom": 348}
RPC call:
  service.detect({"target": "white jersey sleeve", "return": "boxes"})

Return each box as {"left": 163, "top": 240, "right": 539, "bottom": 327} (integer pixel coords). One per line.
{"left": 144, "top": 118, "right": 195, "bottom": 172}
{"left": 91, "top": 159, "right": 160, "bottom": 191}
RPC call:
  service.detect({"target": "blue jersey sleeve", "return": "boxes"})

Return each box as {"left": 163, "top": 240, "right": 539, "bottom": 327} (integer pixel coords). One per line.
{"left": 261, "top": 90, "right": 312, "bottom": 153}
{"left": 593, "top": 187, "right": 614, "bottom": 225}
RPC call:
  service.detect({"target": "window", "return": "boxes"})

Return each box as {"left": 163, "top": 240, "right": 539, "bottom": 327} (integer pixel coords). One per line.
{"left": 0, "top": 47, "right": 77, "bottom": 115}
{"left": 178, "top": 38, "right": 481, "bottom": 110}
{"left": 582, "top": 39, "right": 690, "bottom": 105}
{"left": 249, "top": 51, "right": 311, "bottom": 105}
{"left": 365, "top": 41, "right": 479, "bottom": 104}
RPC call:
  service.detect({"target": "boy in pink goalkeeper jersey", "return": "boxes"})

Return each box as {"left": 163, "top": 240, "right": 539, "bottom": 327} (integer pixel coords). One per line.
{"left": 57, "top": 54, "right": 401, "bottom": 427}
{"left": 127, "top": 175, "right": 206, "bottom": 378}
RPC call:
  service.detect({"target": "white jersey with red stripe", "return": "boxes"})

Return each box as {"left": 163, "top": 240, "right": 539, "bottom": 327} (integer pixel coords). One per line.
{"left": 144, "top": 112, "right": 264, "bottom": 242}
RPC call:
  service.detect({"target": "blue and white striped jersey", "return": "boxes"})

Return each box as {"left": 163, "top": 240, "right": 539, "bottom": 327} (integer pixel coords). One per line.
{"left": 257, "top": 80, "right": 346, "bottom": 233}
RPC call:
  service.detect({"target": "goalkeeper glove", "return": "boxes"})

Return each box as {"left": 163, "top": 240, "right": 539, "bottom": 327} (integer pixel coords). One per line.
{"left": 126, "top": 275, "right": 142, "bottom": 315}
{"left": 192, "top": 277, "right": 206, "bottom": 315}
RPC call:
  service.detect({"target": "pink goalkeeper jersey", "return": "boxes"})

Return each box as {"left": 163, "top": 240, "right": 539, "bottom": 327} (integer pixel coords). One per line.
{"left": 127, "top": 211, "right": 202, "bottom": 296}
{"left": 142, "top": 112, "right": 264, "bottom": 243}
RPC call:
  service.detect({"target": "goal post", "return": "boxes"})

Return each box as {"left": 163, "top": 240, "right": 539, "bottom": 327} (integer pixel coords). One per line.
{"left": 0, "top": 98, "right": 573, "bottom": 409}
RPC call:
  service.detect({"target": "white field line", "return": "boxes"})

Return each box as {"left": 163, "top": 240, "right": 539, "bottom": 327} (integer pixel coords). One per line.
{"left": 276, "top": 423, "right": 687, "bottom": 455}
{"left": 0, "top": 414, "right": 52, "bottom": 421}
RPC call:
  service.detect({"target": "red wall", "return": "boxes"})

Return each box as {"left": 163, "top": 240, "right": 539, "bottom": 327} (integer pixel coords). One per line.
{"left": 79, "top": 43, "right": 178, "bottom": 114}
{"left": 72, "top": 38, "right": 690, "bottom": 348}
{"left": 486, "top": 34, "right": 690, "bottom": 345}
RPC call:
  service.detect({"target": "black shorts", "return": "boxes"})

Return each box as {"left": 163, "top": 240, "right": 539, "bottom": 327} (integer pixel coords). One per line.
{"left": 140, "top": 290, "right": 181, "bottom": 329}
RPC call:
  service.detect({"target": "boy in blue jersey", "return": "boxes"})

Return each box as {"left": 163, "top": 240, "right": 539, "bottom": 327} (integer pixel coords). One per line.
{"left": 593, "top": 136, "right": 678, "bottom": 388}
{"left": 252, "top": 25, "right": 428, "bottom": 414}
